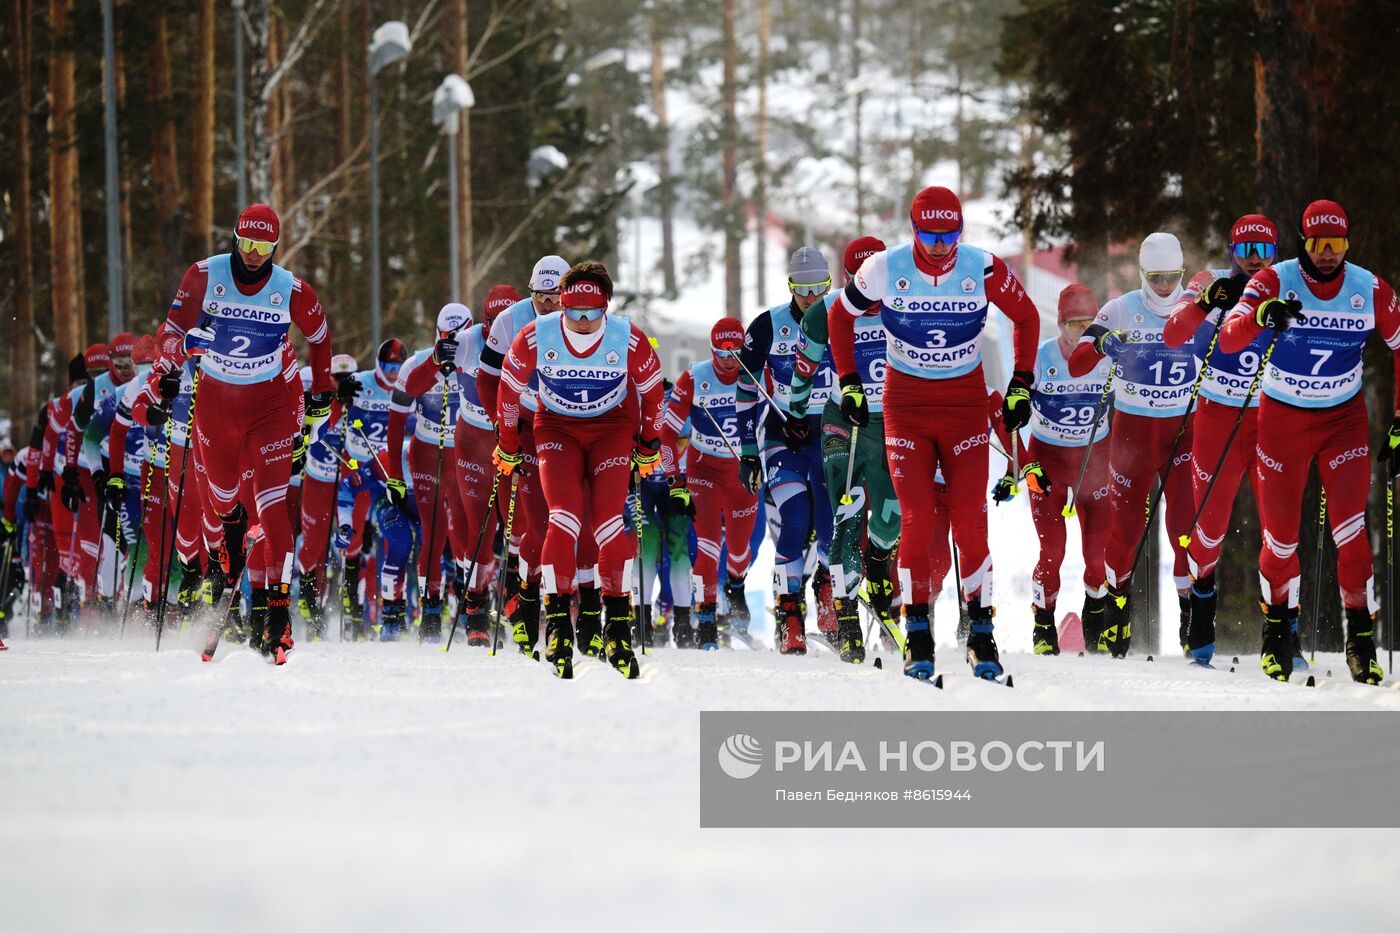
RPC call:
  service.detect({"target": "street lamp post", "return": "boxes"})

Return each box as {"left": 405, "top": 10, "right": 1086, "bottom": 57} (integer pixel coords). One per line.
{"left": 101, "top": 0, "right": 122, "bottom": 334}
{"left": 368, "top": 21, "right": 412, "bottom": 349}
{"left": 432, "top": 74, "right": 474, "bottom": 303}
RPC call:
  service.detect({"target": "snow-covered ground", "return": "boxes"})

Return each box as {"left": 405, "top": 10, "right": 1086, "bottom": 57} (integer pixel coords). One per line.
{"left": 3, "top": 625, "right": 1398, "bottom": 933}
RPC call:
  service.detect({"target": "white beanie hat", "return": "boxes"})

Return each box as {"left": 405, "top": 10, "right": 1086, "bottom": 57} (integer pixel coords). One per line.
{"left": 436, "top": 302, "right": 472, "bottom": 334}
{"left": 1138, "top": 232, "right": 1184, "bottom": 313}
{"left": 529, "top": 255, "right": 569, "bottom": 293}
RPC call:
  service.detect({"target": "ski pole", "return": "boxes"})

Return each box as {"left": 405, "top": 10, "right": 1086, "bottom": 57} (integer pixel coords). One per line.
{"left": 1388, "top": 482, "right": 1394, "bottom": 675}
{"left": 120, "top": 461, "right": 154, "bottom": 638}
{"left": 840, "top": 424, "right": 859, "bottom": 507}
{"left": 733, "top": 357, "right": 787, "bottom": 418}
{"left": 488, "top": 473, "right": 519, "bottom": 657}
{"left": 1062, "top": 362, "right": 1116, "bottom": 518}
{"left": 1307, "top": 490, "right": 1327, "bottom": 663}
{"left": 1009, "top": 429, "right": 1021, "bottom": 497}
{"left": 951, "top": 529, "right": 970, "bottom": 645}
{"left": 445, "top": 469, "right": 501, "bottom": 653}
{"left": 633, "top": 469, "right": 649, "bottom": 653}
{"left": 347, "top": 420, "right": 392, "bottom": 480}
{"left": 1178, "top": 330, "right": 1281, "bottom": 547}
{"left": 155, "top": 367, "right": 199, "bottom": 652}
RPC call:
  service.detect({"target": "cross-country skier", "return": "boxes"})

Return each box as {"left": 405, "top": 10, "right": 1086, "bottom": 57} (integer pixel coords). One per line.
{"left": 1070, "top": 232, "right": 1206, "bottom": 658}
{"left": 661, "top": 318, "right": 758, "bottom": 650}
{"left": 386, "top": 305, "right": 466, "bottom": 642}
{"left": 1219, "top": 199, "right": 1400, "bottom": 685}
{"left": 827, "top": 186, "right": 1041, "bottom": 681}
{"left": 294, "top": 354, "right": 357, "bottom": 630}
{"left": 788, "top": 236, "right": 894, "bottom": 664}
{"left": 1163, "top": 213, "right": 1279, "bottom": 665}
{"left": 478, "top": 256, "right": 569, "bottom": 653}
{"left": 74, "top": 332, "right": 138, "bottom": 612}
{"left": 493, "top": 261, "right": 665, "bottom": 679}
{"left": 1022, "top": 284, "right": 1113, "bottom": 654}
{"left": 737, "top": 247, "right": 838, "bottom": 656}
{"left": 158, "top": 203, "right": 334, "bottom": 664}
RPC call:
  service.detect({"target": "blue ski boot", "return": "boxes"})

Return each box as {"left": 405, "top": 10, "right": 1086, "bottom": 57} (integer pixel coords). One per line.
{"left": 1187, "top": 575, "right": 1216, "bottom": 666}
{"left": 965, "top": 598, "right": 1004, "bottom": 680}
{"left": 695, "top": 602, "right": 719, "bottom": 651}
{"left": 379, "top": 599, "right": 406, "bottom": 642}
{"left": 1289, "top": 608, "right": 1309, "bottom": 672}
{"left": 902, "top": 604, "right": 935, "bottom": 680}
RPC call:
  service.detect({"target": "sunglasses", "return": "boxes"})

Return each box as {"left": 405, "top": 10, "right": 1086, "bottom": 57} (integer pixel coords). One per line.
{"left": 712, "top": 345, "right": 740, "bottom": 359}
{"left": 531, "top": 290, "right": 562, "bottom": 303}
{"left": 1142, "top": 269, "right": 1184, "bottom": 285}
{"left": 913, "top": 227, "right": 962, "bottom": 248}
{"left": 564, "top": 307, "right": 606, "bottom": 322}
{"left": 1304, "top": 236, "right": 1348, "bottom": 254}
{"left": 1232, "top": 241, "right": 1277, "bottom": 260}
{"left": 788, "top": 277, "right": 831, "bottom": 298}
{"left": 236, "top": 236, "right": 277, "bottom": 256}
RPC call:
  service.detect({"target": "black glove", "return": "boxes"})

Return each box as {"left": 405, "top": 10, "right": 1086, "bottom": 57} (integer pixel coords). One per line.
{"left": 60, "top": 465, "right": 85, "bottom": 512}
{"left": 1002, "top": 370, "right": 1034, "bottom": 433}
{"left": 336, "top": 376, "right": 361, "bottom": 407}
{"left": 1197, "top": 274, "right": 1247, "bottom": 312}
{"left": 992, "top": 472, "right": 1017, "bottom": 505}
{"left": 291, "top": 430, "right": 308, "bottom": 477}
{"left": 1380, "top": 416, "right": 1400, "bottom": 480}
{"left": 146, "top": 400, "right": 171, "bottom": 428}
{"left": 73, "top": 380, "right": 96, "bottom": 430}
{"left": 433, "top": 336, "right": 459, "bottom": 374}
{"left": 782, "top": 413, "right": 811, "bottom": 450}
{"left": 22, "top": 494, "right": 39, "bottom": 522}
{"left": 1255, "top": 297, "right": 1302, "bottom": 331}
{"left": 92, "top": 469, "right": 107, "bottom": 497}
{"left": 385, "top": 477, "right": 411, "bottom": 513}
{"left": 37, "top": 471, "right": 55, "bottom": 495}
{"left": 739, "top": 454, "right": 763, "bottom": 496}
{"left": 105, "top": 473, "right": 127, "bottom": 510}
{"left": 157, "top": 367, "right": 182, "bottom": 401}
{"left": 0, "top": 517, "right": 15, "bottom": 547}
{"left": 667, "top": 480, "right": 696, "bottom": 519}
{"left": 838, "top": 373, "right": 868, "bottom": 428}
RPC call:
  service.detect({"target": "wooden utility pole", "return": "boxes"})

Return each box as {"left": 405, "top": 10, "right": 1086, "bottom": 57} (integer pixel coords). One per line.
{"left": 49, "top": 0, "right": 85, "bottom": 385}
{"left": 721, "top": 0, "right": 741, "bottom": 314}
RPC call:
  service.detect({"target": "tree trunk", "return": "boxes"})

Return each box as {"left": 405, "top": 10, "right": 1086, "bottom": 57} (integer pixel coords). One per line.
{"left": 246, "top": 0, "right": 272, "bottom": 202}
{"left": 454, "top": 0, "right": 473, "bottom": 303}
{"left": 116, "top": 10, "right": 135, "bottom": 324}
{"left": 721, "top": 0, "right": 741, "bottom": 315}
{"left": 753, "top": 0, "right": 769, "bottom": 303}
{"left": 145, "top": 5, "right": 184, "bottom": 301}
{"left": 191, "top": 0, "right": 216, "bottom": 256}
{"left": 650, "top": 10, "right": 677, "bottom": 299}
{"left": 48, "top": 0, "right": 84, "bottom": 386}
{"left": 266, "top": 17, "right": 283, "bottom": 206}
{"left": 851, "top": 0, "right": 864, "bottom": 230}
{"left": 1254, "top": 0, "right": 1338, "bottom": 647}
{"left": 12, "top": 0, "right": 37, "bottom": 424}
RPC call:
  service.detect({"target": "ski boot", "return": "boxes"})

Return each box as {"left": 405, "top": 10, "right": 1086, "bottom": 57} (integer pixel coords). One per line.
{"left": 577, "top": 586, "right": 604, "bottom": 657}
{"left": 263, "top": 583, "right": 293, "bottom": 665}
{"left": 246, "top": 588, "right": 269, "bottom": 652}
{"left": 1177, "top": 593, "right": 1191, "bottom": 656}
{"left": 1187, "top": 576, "right": 1217, "bottom": 665}
{"left": 176, "top": 558, "right": 202, "bottom": 629}
{"left": 672, "top": 606, "right": 696, "bottom": 649}
{"left": 1032, "top": 605, "right": 1060, "bottom": 656}
{"left": 834, "top": 597, "right": 864, "bottom": 664}
{"left": 543, "top": 592, "right": 574, "bottom": 679}
{"left": 1289, "top": 607, "right": 1309, "bottom": 672}
{"left": 342, "top": 557, "right": 368, "bottom": 641}
{"left": 723, "top": 577, "right": 750, "bottom": 633}
{"left": 694, "top": 603, "right": 718, "bottom": 651}
{"left": 1098, "top": 585, "right": 1131, "bottom": 658}
{"left": 379, "top": 599, "right": 407, "bottom": 641}
{"left": 634, "top": 603, "right": 655, "bottom": 653}
{"left": 1259, "top": 602, "right": 1292, "bottom": 682}
{"left": 1081, "top": 593, "right": 1107, "bottom": 653}
{"left": 812, "top": 565, "right": 837, "bottom": 644}
{"left": 966, "top": 598, "right": 1004, "bottom": 680}
{"left": 220, "top": 506, "right": 248, "bottom": 586}
{"left": 463, "top": 590, "right": 492, "bottom": 647}
{"left": 204, "top": 546, "right": 228, "bottom": 610}
{"left": 298, "top": 570, "right": 320, "bottom": 623}
{"left": 509, "top": 577, "right": 541, "bottom": 655}
{"left": 863, "top": 545, "right": 897, "bottom": 615}
{"left": 649, "top": 605, "right": 669, "bottom": 646}
{"left": 776, "top": 593, "right": 807, "bottom": 655}
{"left": 419, "top": 594, "right": 443, "bottom": 643}
{"left": 1345, "top": 607, "right": 1384, "bottom": 685}
{"left": 902, "top": 603, "right": 935, "bottom": 680}
{"left": 603, "top": 595, "right": 640, "bottom": 679}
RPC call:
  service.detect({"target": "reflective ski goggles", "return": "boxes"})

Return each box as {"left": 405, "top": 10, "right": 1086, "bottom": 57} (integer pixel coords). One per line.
{"left": 564, "top": 306, "right": 606, "bottom": 323}
{"left": 1304, "top": 236, "right": 1348, "bottom": 254}
{"left": 531, "top": 290, "right": 562, "bottom": 305}
{"left": 712, "top": 343, "right": 741, "bottom": 359}
{"left": 236, "top": 236, "right": 277, "bottom": 256}
{"left": 379, "top": 362, "right": 402, "bottom": 379}
{"left": 1231, "top": 241, "right": 1277, "bottom": 260}
{"left": 913, "top": 226, "right": 962, "bottom": 248}
{"left": 1142, "top": 269, "right": 1184, "bottom": 286}
{"left": 788, "top": 277, "right": 831, "bottom": 298}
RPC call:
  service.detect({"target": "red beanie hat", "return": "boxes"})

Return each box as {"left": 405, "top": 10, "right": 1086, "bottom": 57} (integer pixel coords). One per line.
{"left": 842, "top": 236, "right": 886, "bottom": 277}
{"left": 484, "top": 284, "right": 522, "bottom": 329}
{"left": 710, "top": 317, "right": 744, "bottom": 352}
{"left": 85, "top": 342, "right": 111, "bottom": 372}
{"left": 1057, "top": 283, "right": 1098, "bottom": 324}
{"left": 1230, "top": 213, "right": 1278, "bottom": 245}
{"left": 236, "top": 203, "right": 280, "bottom": 242}
{"left": 910, "top": 186, "right": 963, "bottom": 230}
{"left": 109, "top": 332, "right": 136, "bottom": 357}
{"left": 1301, "top": 200, "right": 1348, "bottom": 238}
{"left": 132, "top": 334, "right": 158, "bottom": 365}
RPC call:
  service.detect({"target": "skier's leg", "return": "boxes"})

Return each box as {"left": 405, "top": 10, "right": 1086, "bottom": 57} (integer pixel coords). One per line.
{"left": 1254, "top": 396, "right": 1312, "bottom": 609}
{"left": 513, "top": 420, "right": 548, "bottom": 587}
{"left": 1186, "top": 399, "right": 1254, "bottom": 581}
{"left": 295, "top": 475, "right": 335, "bottom": 577}
{"left": 1161, "top": 417, "right": 1196, "bottom": 596}
{"left": 533, "top": 421, "right": 585, "bottom": 597}
{"left": 820, "top": 412, "right": 863, "bottom": 599}
{"left": 408, "top": 438, "right": 449, "bottom": 597}
{"left": 1316, "top": 397, "right": 1376, "bottom": 612}
{"left": 1028, "top": 436, "right": 1070, "bottom": 612}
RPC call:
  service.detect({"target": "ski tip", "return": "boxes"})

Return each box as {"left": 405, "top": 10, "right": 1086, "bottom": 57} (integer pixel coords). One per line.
{"left": 1005, "top": 675, "right": 1014, "bottom": 688}
{"left": 200, "top": 653, "right": 213, "bottom": 663}
{"left": 1232, "top": 656, "right": 1241, "bottom": 664}
{"left": 933, "top": 674, "right": 944, "bottom": 689}
{"left": 1077, "top": 650, "right": 1085, "bottom": 657}
{"left": 1305, "top": 674, "right": 1317, "bottom": 687}
{"left": 873, "top": 657, "right": 883, "bottom": 669}
{"left": 1145, "top": 655, "right": 1154, "bottom": 663}
{"left": 1229, "top": 666, "right": 1236, "bottom": 673}
{"left": 1326, "top": 669, "right": 1333, "bottom": 678}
